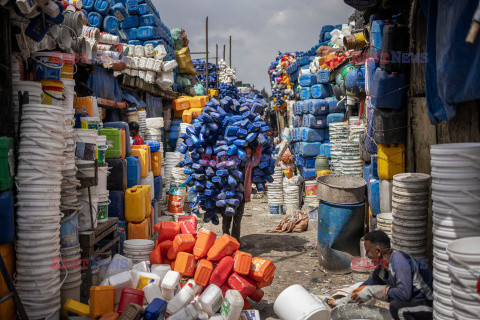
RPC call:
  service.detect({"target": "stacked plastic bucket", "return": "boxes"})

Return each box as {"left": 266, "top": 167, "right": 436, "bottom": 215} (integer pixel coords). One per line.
{"left": 391, "top": 173, "right": 430, "bottom": 258}
{"left": 329, "top": 122, "right": 349, "bottom": 174}
{"left": 283, "top": 178, "right": 300, "bottom": 215}
{"left": 430, "top": 143, "right": 480, "bottom": 320}
{"left": 12, "top": 81, "right": 42, "bottom": 132}
{"left": 15, "top": 103, "right": 65, "bottom": 319}
{"left": 267, "top": 166, "right": 284, "bottom": 214}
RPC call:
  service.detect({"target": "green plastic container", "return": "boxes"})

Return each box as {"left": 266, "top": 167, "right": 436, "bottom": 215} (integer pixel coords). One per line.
{"left": 0, "top": 137, "right": 14, "bottom": 191}
{"left": 98, "top": 128, "right": 122, "bottom": 159}
{"left": 341, "top": 65, "right": 355, "bottom": 81}
{"left": 97, "top": 199, "right": 110, "bottom": 221}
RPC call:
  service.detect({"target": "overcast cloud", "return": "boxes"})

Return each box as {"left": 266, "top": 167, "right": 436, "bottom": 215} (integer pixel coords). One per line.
{"left": 155, "top": 0, "right": 353, "bottom": 93}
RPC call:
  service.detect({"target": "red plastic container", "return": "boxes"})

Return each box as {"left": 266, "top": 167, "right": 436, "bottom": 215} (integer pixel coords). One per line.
{"left": 154, "top": 221, "right": 180, "bottom": 242}
{"left": 243, "top": 299, "right": 251, "bottom": 310}
{"left": 248, "top": 288, "right": 264, "bottom": 302}
{"left": 117, "top": 288, "right": 144, "bottom": 314}
{"left": 150, "top": 240, "right": 172, "bottom": 265}
{"left": 227, "top": 273, "right": 257, "bottom": 298}
{"left": 179, "top": 220, "right": 197, "bottom": 238}
{"left": 209, "top": 256, "right": 234, "bottom": 287}
{"left": 178, "top": 215, "right": 197, "bottom": 229}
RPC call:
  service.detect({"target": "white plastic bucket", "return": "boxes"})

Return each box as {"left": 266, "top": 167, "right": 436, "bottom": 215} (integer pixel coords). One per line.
{"left": 78, "top": 194, "right": 98, "bottom": 231}
{"left": 60, "top": 279, "right": 81, "bottom": 307}
{"left": 62, "top": 78, "right": 75, "bottom": 110}
{"left": 274, "top": 284, "right": 330, "bottom": 320}
{"left": 97, "top": 165, "right": 109, "bottom": 194}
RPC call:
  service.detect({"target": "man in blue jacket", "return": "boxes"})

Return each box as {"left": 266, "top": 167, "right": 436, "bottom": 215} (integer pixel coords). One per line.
{"left": 352, "top": 230, "right": 434, "bottom": 320}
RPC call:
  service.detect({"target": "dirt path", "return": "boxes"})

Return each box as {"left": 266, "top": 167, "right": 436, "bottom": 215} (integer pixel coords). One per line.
{"left": 206, "top": 193, "right": 354, "bottom": 319}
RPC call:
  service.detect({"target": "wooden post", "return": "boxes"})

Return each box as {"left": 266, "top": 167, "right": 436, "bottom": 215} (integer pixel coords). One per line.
{"left": 229, "top": 35, "right": 232, "bottom": 67}
{"left": 223, "top": 45, "right": 226, "bottom": 61}
{"left": 0, "top": 8, "right": 14, "bottom": 138}
{"left": 205, "top": 17, "right": 209, "bottom": 92}
{"left": 216, "top": 44, "right": 219, "bottom": 89}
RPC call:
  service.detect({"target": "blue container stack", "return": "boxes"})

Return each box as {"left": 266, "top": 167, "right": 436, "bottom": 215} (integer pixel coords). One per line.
{"left": 178, "top": 95, "right": 274, "bottom": 224}
{"left": 82, "top": 0, "right": 176, "bottom": 60}
{"left": 193, "top": 60, "right": 218, "bottom": 89}
{"left": 290, "top": 68, "right": 344, "bottom": 179}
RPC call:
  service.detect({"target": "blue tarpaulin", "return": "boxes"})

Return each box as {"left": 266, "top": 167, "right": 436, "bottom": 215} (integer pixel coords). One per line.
{"left": 419, "top": 0, "right": 480, "bottom": 124}
{"left": 86, "top": 66, "right": 123, "bottom": 102}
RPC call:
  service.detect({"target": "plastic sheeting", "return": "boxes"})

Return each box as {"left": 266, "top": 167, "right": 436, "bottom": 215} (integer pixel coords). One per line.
{"left": 145, "top": 93, "right": 163, "bottom": 118}
{"left": 86, "top": 66, "right": 123, "bottom": 102}
{"left": 419, "top": 0, "right": 480, "bottom": 124}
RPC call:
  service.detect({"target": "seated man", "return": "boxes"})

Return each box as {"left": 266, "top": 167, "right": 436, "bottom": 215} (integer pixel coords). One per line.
{"left": 352, "top": 230, "right": 434, "bottom": 320}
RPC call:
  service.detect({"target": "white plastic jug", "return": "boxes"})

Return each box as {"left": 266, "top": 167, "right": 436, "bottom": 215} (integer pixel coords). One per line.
{"left": 221, "top": 290, "right": 244, "bottom": 320}
{"left": 108, "top": 271, "right": 134, "bottom": 303}
{"left": 166, "top": 283, "right": 195, "bottom": 315}
{"left": 132, "top": 261, "right": 150, "bottom": 273}
{"left": 168, "top": 304, "right": 197, "bottom": 320}
{"left": 105, "top": 254, "right": 132, "bottom": 278}
{"left": 199, "top": 284, "right": 223, "bottom": 316}
{"left": 143, "top": 282, "right": 164, "bottom": 304}
{"left": 186, "top": 279, "right": 203, "bottom": 295}
{"left": 151, "top": 264, "right": 171, "bottom": 282}
{"left": 132, "top": 271, "right": 161, "bottom": 289}
{"left": 161, "top": 270, "right": 180, "bottom": 301}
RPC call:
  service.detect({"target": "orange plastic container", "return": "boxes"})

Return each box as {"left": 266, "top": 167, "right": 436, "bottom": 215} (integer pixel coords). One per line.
{"left": 256, "top": 273, "right": 274, "bottom": 289}
{"left": 234, "top": 251, "right": 252, "bottom": 276}
{"left": 174, "top": 252, "right": 197, "bottom": 277}
{"left": 193, "top": 229, "right": 217, "bottom": 259}
{"left": 127, "top": 219, "right": 149, "bottom": 239}
{"left": 174, "top": 109, "right": 184, "bottom": 118}
{"left": 182, "top": 109, "right": 193, "bottom": 124}
{"left": 150, "top": 240, "right": 172, "bottom": 265}
{"left": 0, "top": 244, "right": 15, "bottom": 320}
{"left": 154, "top": 221, "right": 180, "bottom": 242}
{"left": 131, "top": 145, "right": 151, "bottom": 172}
{"left": 151, "top": 151, "right": 161, "bottom": 177}
{"left": 194, "top": 259, "right": 214, "bottom": 286}
{"left": 130, "top": 148, "right": 149, "bottom": 178}
{"left": 179, "top": 220, "right": 196, "bottom": 238}
{"left": 190, "top": 96, "right": 208, "bottom": 109}
{"left": 90, "top": 286, "right": 115, "bottom": 318}
{"left": 74, "top": 96, "right": 95, "bottom": 116}
{"left": 119, "top": 129, "right": 126, "bottom": 159}
{"left": 173, "top": 97, "right": 191, "bottom": 111}
{"left": 167, "top": 234, "right": 196, "bottom": 260}
{"left": 207, "top": 234, "right": 240, "bottom": 261}
{"left": 99, "top": 312, "right": 119, "bottom": 320}
{"left": 249, "top": 257, "right": 275, "bottom": 282}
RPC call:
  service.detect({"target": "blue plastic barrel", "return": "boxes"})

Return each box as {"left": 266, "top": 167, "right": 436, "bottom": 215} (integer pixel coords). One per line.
{"left": 316, "top": 69, "right": 330, "bottom": 84}
{"left": 124, "top": 28, "right": 138, "bottom": 40}
{"left": 318, "top": 200, "right": 365, "bottom": 271}
{"left": 94, "top": 0, "right": 110, "bottom": 15}
{"left": 60, "top": 213, "right": 79, "bottom": 248}
{"left": 83, "top": 0, "right": 95, "bottom": 11}
{"left": 302, "top": 128, "right": 325, "bottom": 142}
{"left": 154, "top": 175, "right": 162, "bottom": 199}
{"left": 120, "top": 15, "right": 139, "bottom": 29}
{"left": 125, "top": 156, "right": 141, "bottom": 188}
{"left": 128, "top": 40, "right": 142, "bottom": 45}
{"left": 311, "top": 84, "right": 330, "bottom": 99}
{"left": 140, "top": 13, "right": 155, "bottom": 26}
{"left": 370, "top": 19, "right": 387, "bottom": 59}
{"left": 87, "top": 12, "right": 103, "bottom": 28}
{"left": 138, "top": 3, "right": 148, "bottom": 15}
{"left": 320, "top": 141, "right": 331, "bottom": 158}
{"left": 310, "top": 99, "right": 328, "bottom": 115}
{"left": 368, "top": 178, "right": 380, "bottom": 215}
{"left": 109, "top": 190, "right": 125, "bottom": 219}
{"left": 103, "top": 15, "right": 119, "bottom": 33}
{"left": 0, "top": 191, "right": 14, "bottom": 243}
{"left": 299, "top": 74, "right": 317, "bottom": 87}
{"left": 298, "top": 142, "right": 322, "bottom": 157}
{"left": 327, "top": 113, "right": 344, "bottom": 125}
{"left": 326, "top": 97, "right": 343, "bottom": 113}
{"left": 305, "top": 114, "right": 328, "bottom": 129}
{"left": 300, "top": 87, "right": 311, "bottom": 100}
{"left": 110, "top": 3, "right": 127, "bottom": 21}
{"left": 126, "top": 0, "right": 139, "bottom": 14}
{"left": 371, "top": 68, "right": 407, "bottom": 109}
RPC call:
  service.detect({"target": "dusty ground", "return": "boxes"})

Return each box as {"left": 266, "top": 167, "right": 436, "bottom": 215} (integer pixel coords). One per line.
{"left": 204, "top": 192, "right": 355, "bottom": 319}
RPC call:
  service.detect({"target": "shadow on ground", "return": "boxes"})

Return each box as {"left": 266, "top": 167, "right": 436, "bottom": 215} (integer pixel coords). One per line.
{"left": 253, "top": 299, "right": 277, "bottom": 319}
{"left": 240, "top": 233, "right": 311, "bottom": 256}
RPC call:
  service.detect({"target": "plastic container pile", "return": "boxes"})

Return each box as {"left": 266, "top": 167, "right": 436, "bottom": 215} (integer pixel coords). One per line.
{"left": 62, "top": 223, "right": 275, "bottom": 319}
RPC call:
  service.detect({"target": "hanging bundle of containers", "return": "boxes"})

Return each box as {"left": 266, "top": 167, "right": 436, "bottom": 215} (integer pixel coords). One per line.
{"left": 177, "top": 95, "right": 274, "bottom": 224}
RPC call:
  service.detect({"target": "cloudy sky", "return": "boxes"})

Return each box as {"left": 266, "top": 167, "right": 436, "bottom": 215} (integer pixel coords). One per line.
{"left": 155, "top": 0, "right": 353, "bottom": 92}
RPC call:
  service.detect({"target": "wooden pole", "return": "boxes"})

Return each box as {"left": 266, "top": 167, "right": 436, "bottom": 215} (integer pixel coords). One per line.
{"left": 205, "top": 17, "right": 209, "bottom": 92}
{"left": 223, "top": 45, "right": 226, "bottom": 61}
{"left": 229, "top": 35, "right": 232, "bottom": 67}
{"left": 216, "top": 44, "right": 219, "bottom": 89}
{"left": 0, "top": 8, "right": 14, "bottom": 137}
